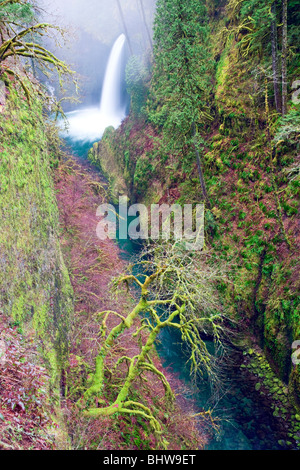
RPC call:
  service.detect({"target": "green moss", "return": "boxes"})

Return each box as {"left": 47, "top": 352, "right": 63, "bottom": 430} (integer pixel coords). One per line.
{"left": 88, "top": 128, "right": 127, "bottom": 203}
{"left": 0, "top": 84, "right": 73, "bottom": 393}
{"left": 241, "top": 349, "right": 299, "bottom": 447}
{"left": 82, "top": 0, "right": 300, "bottom": 432}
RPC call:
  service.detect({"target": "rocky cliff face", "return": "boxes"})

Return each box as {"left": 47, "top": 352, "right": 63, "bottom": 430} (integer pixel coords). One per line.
{"left": 88, "top": 0, "right": 300, "bottom": 419}
{"left": 0, "top": 84, "right": 73, "bottom": 393}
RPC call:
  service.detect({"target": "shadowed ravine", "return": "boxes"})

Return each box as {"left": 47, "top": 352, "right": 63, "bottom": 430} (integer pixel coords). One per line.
{"left": 60, "top": 33, "right": 286, "bottom": 451}
{"left": 62, "top": 141, "right": 284, "bottom": 450}
{"left": 2, "top": 0, "right": 299, "bottom": 453}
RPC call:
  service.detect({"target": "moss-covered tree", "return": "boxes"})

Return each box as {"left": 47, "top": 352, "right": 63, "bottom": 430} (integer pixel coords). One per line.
{"left": 78, "top": 244, "right": 227, "bottom": 448}
{"left": 0, "top": 0, "right": 75, "bottom": 103}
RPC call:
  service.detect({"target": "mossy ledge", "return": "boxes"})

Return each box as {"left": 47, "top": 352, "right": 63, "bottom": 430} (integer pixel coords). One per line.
{"left": 88, "top": 126, "right": 128, "bottom": 204}
{"left": 0, "top": 84, "right": 73, "bottom": 445}
{"left": 87, "top": 0, "right": 300, "bottom": 445}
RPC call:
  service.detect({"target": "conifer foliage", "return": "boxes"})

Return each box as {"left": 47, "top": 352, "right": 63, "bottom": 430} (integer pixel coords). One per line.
{"left": 147, "top": 0, "right": 215, "bottom": 204}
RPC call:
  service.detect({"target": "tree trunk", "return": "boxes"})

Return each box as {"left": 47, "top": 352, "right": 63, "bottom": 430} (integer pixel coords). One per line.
{"left": 192, "top": 122, "right": 211, "bottom": 208}
{"left": 282, "top": 0, "right": 288, "bottom": 116}
{"left": 116, "top": 0, "right": 133, "bottom": 55}
{"left": 271, "top": 2, "right": 281, "bottom": 113}
{"left": 138, "top": 0, "right": 153, "bottom": 49}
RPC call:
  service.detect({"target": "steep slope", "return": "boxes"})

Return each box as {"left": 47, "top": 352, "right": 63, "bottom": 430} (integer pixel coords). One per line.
{"left": 0, "top": 82, "right": 73, "bottom": 447}
{"left": 89, "top": 0, "right": 300, "bottom": 448}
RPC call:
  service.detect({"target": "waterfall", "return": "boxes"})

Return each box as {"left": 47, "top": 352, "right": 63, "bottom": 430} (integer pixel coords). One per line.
{"left": 61, "top": 34, "right": 127, "bottom": 143}
{"left": 99, "top": 33, "right": 126, "bottom": 119}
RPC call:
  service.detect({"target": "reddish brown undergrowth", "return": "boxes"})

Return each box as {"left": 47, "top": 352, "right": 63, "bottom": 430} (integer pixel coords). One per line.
{"left": 0, "top": 315, "right": 55, "bottom": 450}
{"left": 54, "top": 156, "right": 211, "bottom": 450}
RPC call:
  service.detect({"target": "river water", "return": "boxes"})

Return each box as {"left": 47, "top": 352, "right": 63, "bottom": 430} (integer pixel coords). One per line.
{"left": 62, "top": 139, "right": 284, "bottom": 450}
{"left": 115, "top": 219, "right": 283, "bottom": 451}
{"left": 59, "top": 29, "right": 284, "bottom": 448}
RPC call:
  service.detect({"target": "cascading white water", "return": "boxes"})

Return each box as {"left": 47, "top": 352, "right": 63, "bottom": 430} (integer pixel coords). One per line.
{"left": 61, "top": 34, "right": 127, "bottom": 143}
{"left": 99, "top": 33, "right": 126, "bottom": 119}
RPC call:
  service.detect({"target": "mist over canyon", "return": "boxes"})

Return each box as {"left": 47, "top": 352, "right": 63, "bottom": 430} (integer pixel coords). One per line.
{"left": 38, "top": 0, "right": 156, "bottom": 111}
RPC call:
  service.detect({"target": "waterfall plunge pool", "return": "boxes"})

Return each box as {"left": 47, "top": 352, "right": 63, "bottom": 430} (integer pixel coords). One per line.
{"left": 62, "top": 137, "right": 284, "bottom": 451}
{"left": 60, "top": 33, "right": 127, "bottom": 145}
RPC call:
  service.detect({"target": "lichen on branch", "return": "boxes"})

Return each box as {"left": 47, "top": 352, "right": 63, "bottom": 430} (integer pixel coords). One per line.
{"left": 0, "top": 0, "right": 77, "bottom": 106}
{"left": 78, "top": 243, "right": 228, "bottom": 448}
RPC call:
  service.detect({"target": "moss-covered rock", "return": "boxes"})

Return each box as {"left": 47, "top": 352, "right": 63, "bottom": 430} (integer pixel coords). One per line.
{"left": 0, "top": 85, "right": 73, "bottom": 397}
{"left": 241, "top": 349, "right": 300, "bottom": 449}
{"left": 88, "top": 127, "right": 127, "bottom": 204}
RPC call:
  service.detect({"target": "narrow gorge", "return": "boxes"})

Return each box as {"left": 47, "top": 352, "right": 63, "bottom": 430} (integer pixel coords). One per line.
{"left": 0, "top": 0, "right": 299, "bottom": 453}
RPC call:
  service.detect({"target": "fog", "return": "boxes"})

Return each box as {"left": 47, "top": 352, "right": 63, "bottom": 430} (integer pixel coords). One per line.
{"left": 38, "top": 0, "right": 156, "bottom": 110}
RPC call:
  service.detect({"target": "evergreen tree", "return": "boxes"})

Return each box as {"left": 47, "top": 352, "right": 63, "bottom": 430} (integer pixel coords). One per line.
{"left": 138, "top": 0, "right": 153, "bottom": 49}
{"left": 116, "top": 0, "right": 133, "bottom": 55}
{"left": 282, "top": 0, "right": 288, "bottom": 115}
{"left": 271, "top": 1, "right": 281, "bottom": 113}
{"left": 226, "top": 0, "right": 299, "bottom": 114}
{"left": 147, "top": 0, "right": 215, "bottom": 205}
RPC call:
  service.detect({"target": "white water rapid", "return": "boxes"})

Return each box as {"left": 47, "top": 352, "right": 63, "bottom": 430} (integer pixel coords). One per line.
{"left": 62, "top": 34, "right": 127, "bottom": 142}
